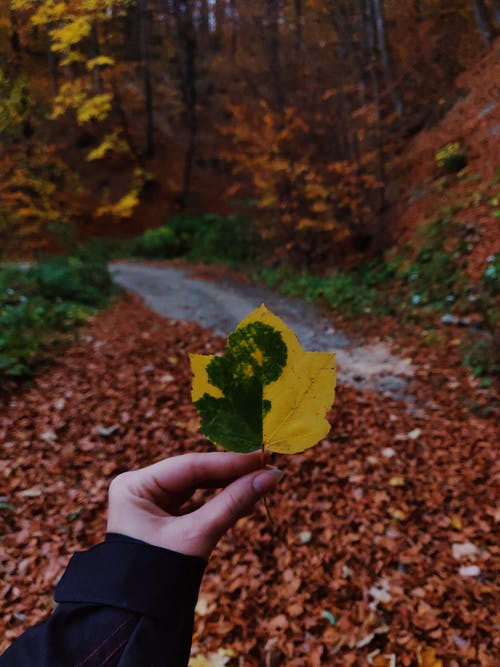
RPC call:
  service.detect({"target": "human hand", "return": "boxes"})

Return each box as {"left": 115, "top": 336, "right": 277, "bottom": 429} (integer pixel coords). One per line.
{"left": 107, "top": 451, "right": 282, "bottom": 560}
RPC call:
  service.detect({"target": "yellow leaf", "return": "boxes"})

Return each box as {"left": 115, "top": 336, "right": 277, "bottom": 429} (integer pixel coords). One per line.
{"left": 189, "top": 649, "right": 235, "bottom": 667}
{"left": 97, "top": 191, "right": 139, "bottom": 218}
{"left": 389, "top": 476, "right": 405, "bottom": 487}
{"left": 417, "top": 646, "right": 443, "bottom": 667}
{"left": 86, "top": 133, "right": 121, "bottom": 161}
{"left": 449, "top": 515, "right": 463, "bottom": 530}
{"left": 50, "top": 17, "right": 92, "bottom": 51}
{"left": 77, "top": 94, "right": 112, "bottom": 124}
{"left": 190, "top": 354, "right": 223, "bottom": 401}
{"left": 190, "top": 305, "right": 336, "bottom": 454}
{"left": 255, "top": 306, "right": 336, "bottom": 454}
{"left": 87, "top": 56, "right": 115, "bottom": 70}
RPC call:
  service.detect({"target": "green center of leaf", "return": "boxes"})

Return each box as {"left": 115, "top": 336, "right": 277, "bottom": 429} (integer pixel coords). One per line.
{"left": 195, "top": 321, "right": 287, "bottom": 452}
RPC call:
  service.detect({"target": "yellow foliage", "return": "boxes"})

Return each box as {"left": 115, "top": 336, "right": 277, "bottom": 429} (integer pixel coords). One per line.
{"left": 51, "top": 81, "right": 87, "bottom": 119}
{"left": 30, "top": 1, "right": 67, "bottom": 26}
{"left": 0, "top": 146, "right": 79, "bottom": 255}
{"left": 220, "top": 100, "right": 377, "bottom": 250}
{"left": 87, "top": 56, "right": 115, "bottom": 70}
{"left": 97, "top": 191, "right": 139, "bottom": 218}
{"left": 59, "top": 51, "right": 85, "bottom": 66}
{"left": 50, "top": 16, "right": 91, "bottom": 50}
{"left": 86, "top": 133, "right": 124, "bottom": 161}
{"left": 0, "top": 70, "right": 29, "bottom": 135}
{"left": 77, "top": 93, "right": 112, "bottom": 123}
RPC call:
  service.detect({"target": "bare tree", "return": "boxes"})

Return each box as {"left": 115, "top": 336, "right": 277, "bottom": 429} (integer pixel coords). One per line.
{"left": 488, "top": 0, "right": 500, "bottom": 25}
{"left": 294, "top": 0, "right": 303, "bottom": 52}
{"left": 138, "top": 0, "right": 155, "bottom": 157}
{"left": 265, "top": 0, "right": 284, "bottom": 110}
{"left": 172, "top": 0, "right": 198, "bottom": 205}
{"left": 472, "top": 0, "right": 495, "bottom": 44}
{"left": 372, "top": 0, "right": 403, "bottom": 117}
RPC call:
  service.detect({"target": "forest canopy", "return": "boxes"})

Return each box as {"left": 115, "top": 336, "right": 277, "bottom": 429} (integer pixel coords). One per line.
{"left": 1, "top": 0, "right": 499, "bottom": 259}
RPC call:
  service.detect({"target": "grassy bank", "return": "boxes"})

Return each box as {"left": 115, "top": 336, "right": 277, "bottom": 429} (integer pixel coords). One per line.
{"left": 0, "top": 255, "right": 115, "bottom": 379}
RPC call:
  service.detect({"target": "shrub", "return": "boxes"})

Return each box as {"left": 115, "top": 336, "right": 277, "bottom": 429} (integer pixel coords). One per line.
{"left": 0, "top": 298, "right": 88, "bottom": 377}
{"left": 28, "top": 256, "right": 113, "bottom": 306}
{"left": 462, "top": 333, "right": 500, "bottom": 380}
{"left": 435, "top": 142, "right": 467, "bottom": 174}
{"left": 133, "top": 214, "right": 259, "bottom": 265}
{"left": 185, "top": 214, "right": 258, "bottom": 264}
{"left": 0, "top": 256, "right": 114, "bottom": 379}
{"left": 75, "top": 237, "right": 130, "bottom": 263}
{"left": 132, "top": 226, "right": 181, "bottom": 259}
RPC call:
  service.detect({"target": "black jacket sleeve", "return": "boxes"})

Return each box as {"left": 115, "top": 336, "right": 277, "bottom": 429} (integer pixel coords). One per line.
{"left": 0, "top": 533, "right": 206, "bottom": 667}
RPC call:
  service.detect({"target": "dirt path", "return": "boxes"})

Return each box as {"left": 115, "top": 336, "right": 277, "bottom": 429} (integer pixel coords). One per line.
{"left": 110, "top": 262, "right": 413, "bottom": 400}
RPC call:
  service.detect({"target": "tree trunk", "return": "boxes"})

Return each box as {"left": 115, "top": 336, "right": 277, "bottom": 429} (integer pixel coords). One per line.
{"left": 371, "top": 0, "right": 403, "bottom": 117}
{"left": 46, "top": 27, "right": 59, "bottom": 96}
{"left": 173, "top": 0, "right": 198, "bottom": 206}
{"left": 362, "top": 0, "right": 386, "bottom": 209}
{"left": 472, "top": 0, "right": 495, "bottom": 44}
{"left": 198, "top": 0, "right": 210, "bottom": 51}
{"left": 294, "top": 0, "right": 303, "bottom": 52}
{"left": 214, "top": 0, "right": 225, "bottom": 49}
{"left": 230, "top": 0, "right": 238, "bottom": 57}
{"left": 265, "top": 0, "right": 284, "bottom": 111}
{"left": 488, "top": 0, "right": 500, "bottom": 25}
{"left": 90, "top": 23, "right": 104, "bottom": 94}
{"left": 110, "top": 77, "right": 141, "bottom": 164}
{"left": 138, "top": 0, "right": 155, "bottom": 157}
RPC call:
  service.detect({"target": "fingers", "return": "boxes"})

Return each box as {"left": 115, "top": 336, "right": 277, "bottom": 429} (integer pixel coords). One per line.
{"left": 131, "top": 451, "right": 263, "bottom": 496}
{"left": 190, "top": 468, "right": 283, "bottom": 541}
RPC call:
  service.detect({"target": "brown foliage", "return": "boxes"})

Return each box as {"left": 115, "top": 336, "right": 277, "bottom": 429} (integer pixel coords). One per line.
{"left": 1, "top": 293, "right": 498, "bottom": 664}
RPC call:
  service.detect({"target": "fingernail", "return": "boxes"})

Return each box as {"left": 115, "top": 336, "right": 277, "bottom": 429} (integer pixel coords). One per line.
{"left": 253, "top": 468, "right": 284, "bottom": 495}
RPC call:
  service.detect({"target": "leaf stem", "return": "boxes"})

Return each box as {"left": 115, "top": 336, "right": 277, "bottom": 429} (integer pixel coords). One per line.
{"left": 261, "top": 442, "right": 276, "bottom": 530}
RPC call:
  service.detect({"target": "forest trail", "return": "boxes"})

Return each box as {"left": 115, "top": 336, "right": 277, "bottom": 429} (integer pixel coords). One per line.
{"left": 110, "top": 261, "right": 413, "bottom": 400}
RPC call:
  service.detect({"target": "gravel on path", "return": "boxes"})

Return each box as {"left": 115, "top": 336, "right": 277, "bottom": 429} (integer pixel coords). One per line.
{"left": 110, "top": 262, "right": 413, "bottom": 399}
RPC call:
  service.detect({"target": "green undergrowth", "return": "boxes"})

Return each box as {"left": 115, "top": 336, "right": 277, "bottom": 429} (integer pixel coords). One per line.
{"left": 252, "top": 261, "right": 399, "bottom": 317}
{"left": 131, "top": 213, "right": 259, "bottom": 266}
{"left": 0, "top": 255, "right": 115, "bottom": 379}
{"left": 253, "top": 215, "right": 499, "bottom": 380}
{"left": 82, "top": 209, "right": 498, "bottom": 381}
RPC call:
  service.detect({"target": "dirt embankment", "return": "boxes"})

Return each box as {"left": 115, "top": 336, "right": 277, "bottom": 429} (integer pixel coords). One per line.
{"left": 388, "top": 38, "right": 500, "bottom": 279}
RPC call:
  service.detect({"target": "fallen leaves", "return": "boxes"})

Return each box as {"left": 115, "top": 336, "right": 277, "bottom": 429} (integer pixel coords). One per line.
{"left": 1, "top": 293, "right": 499, "bottom": 664}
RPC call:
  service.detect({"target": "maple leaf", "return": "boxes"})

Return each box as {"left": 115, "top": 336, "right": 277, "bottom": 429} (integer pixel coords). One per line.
{"left": 190, "top": 305, "right": 336, "bottom": 454}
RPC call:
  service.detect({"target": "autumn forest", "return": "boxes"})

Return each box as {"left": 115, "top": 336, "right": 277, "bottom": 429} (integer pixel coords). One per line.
{"left": 1, "top": 1, "right": 500, "bottom": 666}
{"left": 1, "top": 1, "right": 498, "bottom": 257}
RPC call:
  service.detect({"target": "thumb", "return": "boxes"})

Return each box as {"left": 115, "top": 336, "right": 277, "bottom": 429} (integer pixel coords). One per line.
{"left": 194, "top": 468, "right": 283, "bottom": 539}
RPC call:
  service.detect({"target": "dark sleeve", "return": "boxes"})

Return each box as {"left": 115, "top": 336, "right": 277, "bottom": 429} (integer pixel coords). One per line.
{"left": 0, "top": 533, "right": 206, "bottom": 667}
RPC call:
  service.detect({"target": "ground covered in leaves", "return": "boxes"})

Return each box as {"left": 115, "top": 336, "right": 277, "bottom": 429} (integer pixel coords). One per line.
{"left": 1, "top": 294, "right": 498, "bottom": 666}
